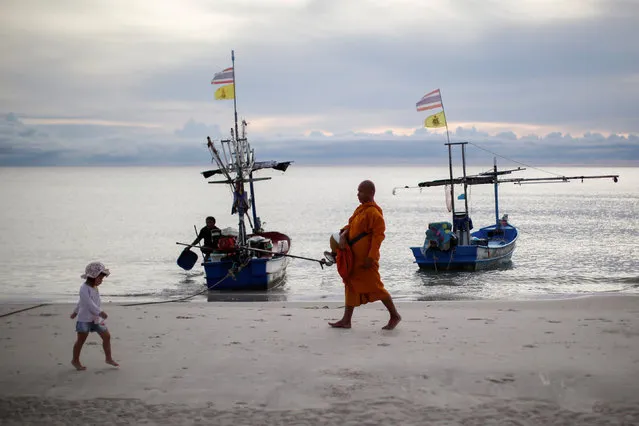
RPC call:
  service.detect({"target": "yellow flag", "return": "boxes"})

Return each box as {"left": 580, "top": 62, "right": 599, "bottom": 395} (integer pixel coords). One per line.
{"left": 214, "top": 84, "right": 235, "bottom": 100}
{"left": 424, "top": 111, "right": 446, "bottom": 128}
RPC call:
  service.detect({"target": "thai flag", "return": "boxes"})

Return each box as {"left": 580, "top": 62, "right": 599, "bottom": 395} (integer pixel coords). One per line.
{"left": 211, "top": 67, "right": 234, "bottom": 85}
{"left": 416, "top": 89, "right": 443, "bottom": 112}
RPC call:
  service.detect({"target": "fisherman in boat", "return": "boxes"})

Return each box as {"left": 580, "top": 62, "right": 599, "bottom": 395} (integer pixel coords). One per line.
{"left": 328, "top": 180, "right": 402, "bottom": 330}
{"left": 188, "top": 216, "right": 222, "bottom": 255}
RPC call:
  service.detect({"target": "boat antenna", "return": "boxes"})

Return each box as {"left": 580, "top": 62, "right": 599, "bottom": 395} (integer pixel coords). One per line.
{"left": 468, "top": 142, "right": 565, "bottom": 178}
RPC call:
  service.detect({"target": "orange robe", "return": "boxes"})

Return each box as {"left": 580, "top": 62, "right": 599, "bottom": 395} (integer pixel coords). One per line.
{"left": 341, "top": 201, "right": 390, "bottom": 307}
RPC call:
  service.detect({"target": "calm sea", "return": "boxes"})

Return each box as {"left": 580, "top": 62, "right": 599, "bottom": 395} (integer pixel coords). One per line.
{"left": 0, "top": 165, "right": 637, "bottom": 303}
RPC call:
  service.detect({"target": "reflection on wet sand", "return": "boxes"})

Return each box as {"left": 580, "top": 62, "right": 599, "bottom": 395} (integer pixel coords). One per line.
{"left": 415, "top": 294, "right": 478, "bottom": 301}
{"left": 207, "top": 290, "right": 288, "bottom": 302}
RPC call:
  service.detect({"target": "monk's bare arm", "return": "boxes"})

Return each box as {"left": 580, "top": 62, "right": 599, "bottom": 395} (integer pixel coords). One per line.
{"left": 339, "top": 225, "right": 350, "bottom": 248}
{"left": 367, "top": 210, "right": 386, "bottom": 261}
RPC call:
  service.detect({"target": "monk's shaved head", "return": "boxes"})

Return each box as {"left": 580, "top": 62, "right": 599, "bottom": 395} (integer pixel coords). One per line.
{"left": 359, "top": 180, "right": 375, "bottom": 194}
{"left": 357, "top": 180, "right": 376, "bottom": 203}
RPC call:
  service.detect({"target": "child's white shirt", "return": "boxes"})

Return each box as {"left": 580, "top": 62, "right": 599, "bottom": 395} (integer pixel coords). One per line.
{"left": 73, "top": 282, "right": 102, "bottom": 323}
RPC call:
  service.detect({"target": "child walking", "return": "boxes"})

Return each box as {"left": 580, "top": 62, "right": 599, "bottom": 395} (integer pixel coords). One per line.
{"left": 70, "top": 261, "right": 119, "bottom": 370}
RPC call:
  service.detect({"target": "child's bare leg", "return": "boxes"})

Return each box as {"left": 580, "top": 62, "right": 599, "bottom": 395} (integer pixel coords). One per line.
{"left": 98, "top": 330, "right": 119, "bottom": 366}
{"left": 381, "top": 297, "right": 401, "bottom": 330}
{"left": 329, "top": 305, "right": 354, "bottom": 328}
{"left": 72, "top": 332, "right": 89, "bottom": 370}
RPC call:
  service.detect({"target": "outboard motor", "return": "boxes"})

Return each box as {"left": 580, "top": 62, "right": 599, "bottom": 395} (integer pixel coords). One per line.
{"left": 424, "top": 222, "right": 455, "bottom": 251}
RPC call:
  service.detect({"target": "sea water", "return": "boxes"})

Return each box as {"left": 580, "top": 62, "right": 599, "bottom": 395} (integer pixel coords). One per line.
{"left": 0, "top": 165, "right": 637, "bottom": 303}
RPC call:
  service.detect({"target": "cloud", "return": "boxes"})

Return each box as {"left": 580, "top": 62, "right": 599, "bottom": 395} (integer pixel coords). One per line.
{"left": 1, "top": 114, "right": 636, "bottom": 166}
{"left": 1, "top": 0, "right": 638, "bottom": 160}
{"left": 0, "top": 114, "right": 205, "bottom": 166}
{"left": 174, "top": 119, "right": 222, "bottom": 139}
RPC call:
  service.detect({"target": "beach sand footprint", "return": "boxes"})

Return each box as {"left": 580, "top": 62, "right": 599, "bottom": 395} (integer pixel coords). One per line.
{"left": 486, "top": 375, "right": 516, "bottom": 384}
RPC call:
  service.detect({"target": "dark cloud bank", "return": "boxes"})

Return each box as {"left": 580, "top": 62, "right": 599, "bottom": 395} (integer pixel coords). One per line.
{"left": 0, "top": 114, "right": 637, "bottom": 167}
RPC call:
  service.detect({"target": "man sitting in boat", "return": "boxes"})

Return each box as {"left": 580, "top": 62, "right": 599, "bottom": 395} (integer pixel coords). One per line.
{"left": 188, "top": 216, "right": 222, "bottom": 255}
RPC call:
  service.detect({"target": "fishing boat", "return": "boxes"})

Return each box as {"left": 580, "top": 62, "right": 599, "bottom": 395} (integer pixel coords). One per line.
{"left": 180, "top": 51, "right": 293, "bottom": 290}
{"left": 402, "top": 141, "right": 619, "bottom": 271}
{"left": 403, "top": 88, "right": 619, "bottom": 272}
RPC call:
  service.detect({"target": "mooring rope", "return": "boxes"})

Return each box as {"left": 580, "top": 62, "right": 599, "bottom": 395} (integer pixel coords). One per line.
{"left": 122, "top": 257, "right": 251, "bottom": 307}
{"left": 0, "top": 303, "right": 50, "bottom": 319}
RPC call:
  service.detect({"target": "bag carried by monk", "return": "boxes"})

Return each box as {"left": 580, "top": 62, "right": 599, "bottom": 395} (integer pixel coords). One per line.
{"left": 336, "top": 232, "right": 368, "bottom": 281}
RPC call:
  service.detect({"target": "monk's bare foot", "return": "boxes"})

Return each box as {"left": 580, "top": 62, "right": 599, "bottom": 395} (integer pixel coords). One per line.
{"left": 71, "top": 360, "right": 86, "bottom": 371}
{"left": 382, "top": 315, "right": 401, "bottom": 330}
{"left": 328, "top": 320, "right": 351, "bottom": 329}
{"left": 105, "top": 359, "right": 119, "bottom": 367}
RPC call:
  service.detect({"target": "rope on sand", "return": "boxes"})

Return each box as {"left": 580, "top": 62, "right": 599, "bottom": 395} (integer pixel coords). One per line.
{"left": 121, "top": 260, "right": 247, "bottom": 307}
{"left": 0, "top": 303, "right": 50, "bottom": 319}
{"left": 0, "top": 261, "right": 245, "bottom": 312}
{"left": 121, "top": 286, "right": 212, "bottom": 307}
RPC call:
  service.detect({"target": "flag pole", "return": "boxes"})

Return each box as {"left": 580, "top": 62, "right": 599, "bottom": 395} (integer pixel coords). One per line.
{"left": 231, "top": 50, "right": 239, "bottom": 142}
{"left": 439, "top": 88, "right": 451, "bottom": 145}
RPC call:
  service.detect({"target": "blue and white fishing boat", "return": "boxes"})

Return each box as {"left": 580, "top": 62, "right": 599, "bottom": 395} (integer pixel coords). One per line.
{"left": 403, "top": 89, "right": 619, "bottom": 272}
{"left": 404, "top": 141, "right": 619, "bottom": 272}
{"left": 180, "top": 51, "right": 293, "bottom": 290}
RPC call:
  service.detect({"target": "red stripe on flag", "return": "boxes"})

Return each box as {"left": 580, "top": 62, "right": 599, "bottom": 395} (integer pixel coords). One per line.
{"left": 421, "top": 88, "right": 440, "bottom": 98}
{"left": 211, "top": 79, "right": 234, "bottom": 85}
{"left": 417, "top": 103, "right": 443, "bottom": 112}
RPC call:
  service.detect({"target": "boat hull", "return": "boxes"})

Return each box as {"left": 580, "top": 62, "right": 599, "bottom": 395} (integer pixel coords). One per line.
{"left": 203, "top": 231, "right": 291, "bottom": 290}
{"left": 411, "top": 225, "right": 518, "bottom": 271}
{"left": 203, "top": 255, "right": 289, "bottom": 290}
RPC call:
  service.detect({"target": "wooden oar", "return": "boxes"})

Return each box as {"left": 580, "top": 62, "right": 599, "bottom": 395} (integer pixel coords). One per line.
{"left": 176, "top": 242, "right": 329, "bottom": 268}
{"left": 240, "top": 246, "right": 329, "bottom": 268}
{"left": 176, "top": 242, "right": 204, "bottom": 249}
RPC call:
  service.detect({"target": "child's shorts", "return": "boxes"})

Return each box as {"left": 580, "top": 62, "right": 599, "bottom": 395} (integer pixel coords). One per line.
{"left": 75, "top": 321, "right": 108, "bottom": 334}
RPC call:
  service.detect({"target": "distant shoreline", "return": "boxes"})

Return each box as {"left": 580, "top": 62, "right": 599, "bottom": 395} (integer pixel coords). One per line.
{"left": 1, "top": 162, "right": 636, "bottom": 167}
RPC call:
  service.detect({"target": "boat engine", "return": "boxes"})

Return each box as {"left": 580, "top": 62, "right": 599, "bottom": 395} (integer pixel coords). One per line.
{"left": 247, "top": 236, "right": 274, "bottom": 258}
{"left": 217, "top": 235, "right": 237, "bottom": 252}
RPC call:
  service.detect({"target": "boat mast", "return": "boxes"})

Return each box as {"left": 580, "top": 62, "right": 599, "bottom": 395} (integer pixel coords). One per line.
{"left": 446, "top": 143, "right": 455, "bottom": 217}
{"left": 247, "top": 140, "right": 261, "bottom": 233}
{"left": 493, "top": 157, "right": 500, "bottom": 228}
{"left": 460, "top": 142, "right": 469, "bottom": 213}
{"left": 441, "top": 90, "right": 455, "bottom": 218}
{"left": 230, "top": 50, "right": 248, "bottom": 246}
{"left": 445, "top": 142, "right": 470, "bottom": 243}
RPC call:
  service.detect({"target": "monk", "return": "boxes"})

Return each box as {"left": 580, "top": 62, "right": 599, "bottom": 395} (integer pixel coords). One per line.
{"left": 329, "top": 180, "right": 402, "bottom": 330}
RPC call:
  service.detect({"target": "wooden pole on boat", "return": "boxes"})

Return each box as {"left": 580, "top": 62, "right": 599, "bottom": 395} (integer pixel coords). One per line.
{"left": 249, "top": 170, "right": 260, "bottom": 233}
{"left": 460, "top": 142, "right": 471, "bottom": 245}
{"left": 230, "top": 50, "right": 247, "bottom": 247}
{"left": 493, "top": 157, "right": 500, "bottom": 228}
{"left": 460, "top": 143, "right": 470, "bottom": 214}
{"left": 440, "top": 90, "right": 455, "bottom": 217}
{"left": 446, "top": 143, "right": 455, "bottom": 217}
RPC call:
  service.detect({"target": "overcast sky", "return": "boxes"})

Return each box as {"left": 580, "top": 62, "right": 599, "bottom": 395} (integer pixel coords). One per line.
{"left": 1, "top": 0, "right": 637, "bottom": 166}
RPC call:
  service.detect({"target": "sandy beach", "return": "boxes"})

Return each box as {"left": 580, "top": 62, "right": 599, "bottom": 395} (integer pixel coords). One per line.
{"left": 1, "top": 295, "right": 638, "bottom": 425}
